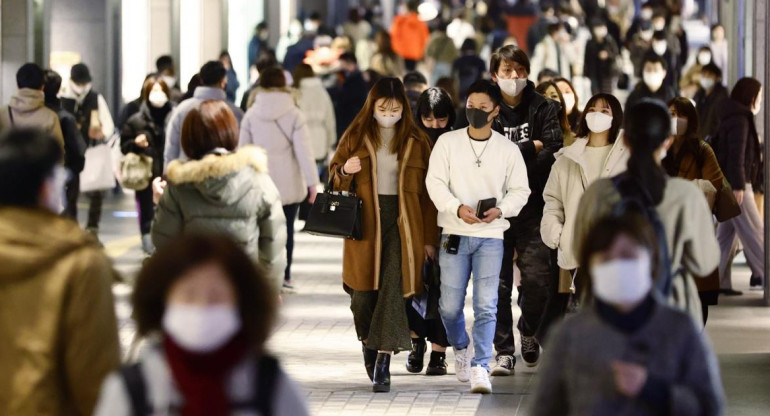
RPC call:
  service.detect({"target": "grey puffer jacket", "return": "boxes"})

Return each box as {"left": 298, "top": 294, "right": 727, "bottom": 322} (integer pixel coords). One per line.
{"left": 151, "top": 146, "right": 287, "bottom": 291}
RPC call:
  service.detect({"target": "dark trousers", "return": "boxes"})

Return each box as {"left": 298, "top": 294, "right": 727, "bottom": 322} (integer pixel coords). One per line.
{"left": 64, "top": 175, "right": 104, "bottom": 229}
{"left": 63, "top": 175, "right": 80, "bottom": 220}
{"left": 405, "top": 301, "right": 450, "bottom": 347}
{"left": 405, "top": 59, "right": 417, "bottom": 71}
{"left": 135, "top": 183, "right": 155, "bottom": 235}
{"left": 494, "top": 218, "right": 558, "bottom": 357}
{"left": 283, "top": 203, "right": 300, "bottom": 282}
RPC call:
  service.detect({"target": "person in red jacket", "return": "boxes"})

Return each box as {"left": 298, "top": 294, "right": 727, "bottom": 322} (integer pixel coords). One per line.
{"left": 390, "top": 1, "right": 430, "bottom": 71}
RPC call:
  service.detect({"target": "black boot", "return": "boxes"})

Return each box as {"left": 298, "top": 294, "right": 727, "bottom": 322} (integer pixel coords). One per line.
{"left": 426, "top": 351, "right": 448, "bottom": 376}
{"left": 405, "top": 338, "right": 426, "bottom": 373}
{"left": 372, "top": 353, "right": 391, "bottom": 392}
{"left": 363, "top": 344, "right": 377, "bottom": 381}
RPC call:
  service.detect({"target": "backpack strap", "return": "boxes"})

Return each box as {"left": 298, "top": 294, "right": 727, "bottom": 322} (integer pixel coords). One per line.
{"left": 119, "top": 362, "right": 151, "bottom": 416}
{"left": 231, "top": 355, "right": 280, "bottom": 416}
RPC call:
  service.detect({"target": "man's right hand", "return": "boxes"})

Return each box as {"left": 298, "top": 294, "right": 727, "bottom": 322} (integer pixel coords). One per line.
{"left": 734, "top": 189, "right": 744, "bottom": 205}
{"left": 458, "top": 205, "right": 482, "bottom": 225}
{"left": 135, "top": 134, "right": 149, "bottom": 148}
{"left": 343, "top": 156, "right": 362, "bottom": 174}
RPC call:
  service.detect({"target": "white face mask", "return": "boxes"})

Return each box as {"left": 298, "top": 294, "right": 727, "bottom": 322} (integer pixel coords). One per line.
{"left": 652, "top": 41, "right": 667, "bottom": 56}
{"left": 643, "top": 71, "right": 665, "bottom": 91}
{"left": 162, "top": 304, "right": 241, "bottom": 353}
{"left": 641, "top": 9, "right": 653, "bottom": 20}
{"left": 752, "top": 101, "right": 761, "bottom": 116}
{"left": 561, "top": 92, "right": 576, "bottom": 113}
{"left": 671, "top": 116, "right": 688, "bottom": 136}
{"left": 594, "top": 27, "right": 608, "bottom": 39}
{"left": 374, "top": 112, "right": 402, "bottom": 128}
{"left": 43, "top": 166, "right": 68, "bottom": 214}
{"left": 697, "top": 52, "right": 712, "bottom": 66}
{"left": 70, "top": 82, "right": 90, "bottom": 96}
{"left": 591, "top": 251, "right": 652, "bottom": 305}
{"left": 585, "top": 112, "right": 613, "bottom": 133}
{"left": 497, "top": 78, "right": 528, "bottom": 97}
{"left": 148, "top": 90, "right": 169, "bottom": 108}
{"left": 162, "top": 75, "right": 176, "bottom": 89}
{"left": 699, "top": 77, "right": 715, "bottom": 90}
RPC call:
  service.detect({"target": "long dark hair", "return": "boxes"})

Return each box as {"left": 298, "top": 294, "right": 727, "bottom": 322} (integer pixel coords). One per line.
{"left": 342, "top": 77, "right": 428, "bottom": 155}
{"left": 575, "top": 93, "right": 623, "bottom": 143}
{"left": 622, "top": 100, "right": 670, "bottom": 204}
{"left": 536, "top": 81, "right": 572, "bottom": 137}
{"left": 730, "top": 77, "right": 762, "bottom": 109}
{"left": 663, "top": 97, "right": 702, "bottom": 175}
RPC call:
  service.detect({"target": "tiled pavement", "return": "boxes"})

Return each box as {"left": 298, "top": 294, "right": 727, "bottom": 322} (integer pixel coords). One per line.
{"left": 91, "top": 192, "right": 770, "bottom": 415}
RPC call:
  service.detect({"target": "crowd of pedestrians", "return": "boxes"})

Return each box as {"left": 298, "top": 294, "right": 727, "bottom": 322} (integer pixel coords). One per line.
{"left": 0, "top": 0, "right": 764, "bottom": 414}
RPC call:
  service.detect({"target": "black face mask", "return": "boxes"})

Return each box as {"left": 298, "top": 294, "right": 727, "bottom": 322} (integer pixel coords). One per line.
{"left": 424, "top": 126, "right": 451, "bottom": 142}
{"left": 466, "top": 108, "right": 493, "bottom": 129}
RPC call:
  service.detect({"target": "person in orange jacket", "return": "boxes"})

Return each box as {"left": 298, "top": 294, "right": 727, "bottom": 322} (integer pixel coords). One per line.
{"left": 390, "top": 1, "right": 430, "bottom": 71}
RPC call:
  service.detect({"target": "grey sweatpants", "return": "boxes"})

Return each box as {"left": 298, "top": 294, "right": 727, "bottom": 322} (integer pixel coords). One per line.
{"left": 717, "top": 185, "right": 765, "bottom": 289}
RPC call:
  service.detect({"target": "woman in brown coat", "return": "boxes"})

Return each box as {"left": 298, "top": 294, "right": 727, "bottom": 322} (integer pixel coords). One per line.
{"left": 663, "top": 97, "right": 734, "bottom": 324}
{"left": 329, "top": 77, "right": 439, "bottom": 393}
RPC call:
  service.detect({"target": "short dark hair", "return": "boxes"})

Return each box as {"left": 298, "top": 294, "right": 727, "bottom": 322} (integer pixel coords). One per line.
{"left": 701, "top": 63, "right": 722, "bottom": 79}
{"left": 642, "top": 53, "right": 668, "bottom": 71}
{"left": 730, "top": 77, "right": 763, "bottom": 108}
{"left": 156, "top": 55, "right": 174, "bottom": 74}
{"left": 132, "top": 233, "right": 278, "bottom": 352}
{"left": 416, "top": 87, "right": 457, "bottom": 127}
{"left": 652, "top": 30, "right": 667, "bottom": 41}
{"left": 43, "top": 70, "right": 63, "bottom": 104}
{"left": 0, "top": 129, "right": 63, "bottom": 207}
{"left": 403, "top": 71, "right": 427, "bottom": 89}
{"left": 256, "top": 54, "right": 279, "bottom": 73}
{"left": 490, "top": 45, "right": 531, "bottom": 76}
{"left": 259, "top": 67, "right": 286, "bottom": 88}
{"left": 406, "top": 0, "right": 419, "bottom": 12}
{"left": 339, "top": 52, "right": 358, "bottom": 65}
{"left": 181, "top": 100, "right": 239, "bottom": 160}
{"left": 460, "top": 38, "right": 478, "bottom": 53}
{"left": 17, "top": 63, "right": 45, "bottom": 89}
{"left": 466, "top": 79, "right": 503, "bottom": 107}
{"left": 575, "top": 93, "right": 624, "bottom": 143}
{"left": 547, "top": 22, "right": 563, "bottom": 36}
{"left": 537, "top": 68, "right": 560, "bottom": 83}
{"left": 199, "top": 61, "right": 227, "bottom": 86}
{"left": 293, "top": 63, "right": 315, "bottom": 86}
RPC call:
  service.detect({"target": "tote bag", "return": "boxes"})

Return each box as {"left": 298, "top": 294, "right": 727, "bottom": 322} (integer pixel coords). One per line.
{"left": 80, "top": 136, "right": 117, "bottom": 192}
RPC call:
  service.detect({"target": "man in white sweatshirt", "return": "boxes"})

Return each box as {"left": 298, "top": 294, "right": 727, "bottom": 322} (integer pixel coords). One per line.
{"left": 425, "top": 80, "right": 530, "bottom": 394}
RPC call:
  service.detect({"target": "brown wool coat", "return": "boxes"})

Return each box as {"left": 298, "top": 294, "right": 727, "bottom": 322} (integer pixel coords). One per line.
{"left": 330, "top": 133, "right": 439, "bottom": 297}
{"left": 665, "top": 140, "right": 725, "bottom": 293}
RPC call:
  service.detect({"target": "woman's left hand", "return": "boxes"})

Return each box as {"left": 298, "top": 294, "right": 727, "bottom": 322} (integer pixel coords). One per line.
{"left": 611, "top": 361, "right": 648, "bottom": 398}
{"left": 424, "top": 245, "right": 438, "bottom": 262}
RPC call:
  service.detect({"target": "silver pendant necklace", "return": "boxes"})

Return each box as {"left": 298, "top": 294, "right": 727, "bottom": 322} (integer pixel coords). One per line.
{"left": 468, "top": 135, "right": 491, "bottom": 167}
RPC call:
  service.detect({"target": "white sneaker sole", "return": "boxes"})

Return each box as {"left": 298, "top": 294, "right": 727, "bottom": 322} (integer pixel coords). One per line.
{"left": 490, "top": 366, "right": 513, "bottom": 376}
{"left": 470, "top": 383, "right": 492, "bottom": 394}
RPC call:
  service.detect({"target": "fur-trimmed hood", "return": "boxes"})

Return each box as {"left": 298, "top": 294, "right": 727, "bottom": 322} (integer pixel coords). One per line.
{"left": 165, "top": 146, "right": 269, "bottom": 205}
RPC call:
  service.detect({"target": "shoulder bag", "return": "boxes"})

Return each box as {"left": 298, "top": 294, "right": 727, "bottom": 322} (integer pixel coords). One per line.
{"left": 304, "top": 177, "right": 363, "bottom": 240}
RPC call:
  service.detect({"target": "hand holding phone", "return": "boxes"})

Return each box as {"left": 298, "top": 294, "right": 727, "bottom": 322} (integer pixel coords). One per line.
{"left": 476, "top": 198, "right": 497, "bottom": 219}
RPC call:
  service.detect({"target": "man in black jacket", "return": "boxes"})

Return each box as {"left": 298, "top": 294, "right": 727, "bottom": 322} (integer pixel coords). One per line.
{"left": 625, "top": 53, "right": 676, "bottom": 109}
{"left": 329, "top": 53, "right": 369, "bottom": 141}
{"left": 42, "top": 70, "right": 85, "bottom": 218}
{"left": 694, "top": 63, "right": 728, "bottom": 141}
{"left": 486, "top": 45, "right": 562, "bottom": 376}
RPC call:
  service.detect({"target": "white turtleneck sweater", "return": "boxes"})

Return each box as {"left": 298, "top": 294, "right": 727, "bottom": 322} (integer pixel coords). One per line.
{"left": 376, "top": 127, "right": 399, "bottom": 195}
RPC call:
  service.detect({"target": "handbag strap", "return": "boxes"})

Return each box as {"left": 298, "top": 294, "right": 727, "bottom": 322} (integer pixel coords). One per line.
{"left": 327, "top": 175, "right": 357, "bottom": 195}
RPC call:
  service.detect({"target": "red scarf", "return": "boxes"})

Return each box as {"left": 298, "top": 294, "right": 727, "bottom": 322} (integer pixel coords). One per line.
{"left": 163, "top": 332, "right": 249, "bottom": 416}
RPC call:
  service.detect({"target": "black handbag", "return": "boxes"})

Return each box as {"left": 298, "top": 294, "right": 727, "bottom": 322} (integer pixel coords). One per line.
{"left": 304, "top": 178, "right": 363, "bottom": 240}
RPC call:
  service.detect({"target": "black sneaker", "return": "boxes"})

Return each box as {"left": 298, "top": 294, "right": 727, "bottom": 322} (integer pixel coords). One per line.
{"left": 490, "top": 354, "right": 515, "bottom": 376}
{"left": 750, "top": 276, "right": 763, "bottom": 290}
{"left": 521, "top": 336, "right": 540, "bottom": 367}
{"left": 406, "top": 338, "right": 426, "bottom": 373}
{"left": 426, "top": 351, "right": 447, "bottom": 375}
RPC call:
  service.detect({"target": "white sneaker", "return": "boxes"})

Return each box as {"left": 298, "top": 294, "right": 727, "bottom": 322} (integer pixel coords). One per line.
{"left": 470, "top": 366, "right": 492, "bottom": 394}
{"left": 454, "top": 346, "right": 472, "bottom": 382}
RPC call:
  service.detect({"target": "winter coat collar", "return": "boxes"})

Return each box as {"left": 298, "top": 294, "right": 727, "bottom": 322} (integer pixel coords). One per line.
{"left": 10, "top": 89, "right": 46, "bottom": 112}
{"left": 192, "top": 86, "right": 227, "bottom": 101}
{"left": 166, "top": 146, "right": 268, "bottom": 184}
{"left": 250, "top": 89, "right": 298, "bottom": 121}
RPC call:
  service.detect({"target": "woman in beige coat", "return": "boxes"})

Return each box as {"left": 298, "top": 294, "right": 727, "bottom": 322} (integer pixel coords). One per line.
{"left": 573, "top": 100, "right": 720, "bottom": 328}
{"left": 541, "top": 94, "right": 628, "bottom": 302}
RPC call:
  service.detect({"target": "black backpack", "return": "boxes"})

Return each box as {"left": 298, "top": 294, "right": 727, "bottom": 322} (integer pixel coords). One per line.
{"left": 610, "top": 173, "right": 680, "bottom": 296}
{"left": 120, "top": 355, "right": 280, "bottom": 416}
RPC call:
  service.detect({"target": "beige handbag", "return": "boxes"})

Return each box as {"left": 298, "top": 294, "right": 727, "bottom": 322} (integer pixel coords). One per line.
{"left": 119, "top": 153, "right": 153, "bottom": 190}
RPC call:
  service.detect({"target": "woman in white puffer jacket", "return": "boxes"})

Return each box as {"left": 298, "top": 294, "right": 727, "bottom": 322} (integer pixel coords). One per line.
{"left": 541, "top": 93, "right": 628, "bottom": 291}
{"left": 293, "top": 63, "right": 337, "bottom": 176}
{"left": 239, "top": 67, "right": 320, "bottom": 290}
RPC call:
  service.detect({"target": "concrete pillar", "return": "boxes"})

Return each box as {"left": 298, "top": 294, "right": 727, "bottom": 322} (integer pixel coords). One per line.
{"left": 1, "top": 0, "right": 35, "bottom": 105}
{"left": 755, "top": 0, "right": 770, "bottom": 305}
{"left": 178, "top": 0, "right": 226, "bottom": 91}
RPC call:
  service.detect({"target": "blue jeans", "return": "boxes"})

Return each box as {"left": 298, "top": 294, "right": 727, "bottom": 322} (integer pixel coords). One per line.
{"left": 439, "top": 235, "right": 503, "bottom": 370}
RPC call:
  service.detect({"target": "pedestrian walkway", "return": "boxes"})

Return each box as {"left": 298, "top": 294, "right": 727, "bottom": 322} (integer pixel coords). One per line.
{"left": 92, "top": 192, "right": 770, "bottom": 415}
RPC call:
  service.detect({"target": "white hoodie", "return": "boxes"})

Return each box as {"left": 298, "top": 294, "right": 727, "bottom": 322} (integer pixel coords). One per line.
{"left": 239, "top": 88, "right": 319, "bottom": 205}
{"left": 297, "top": 78, "right": 336, "bottom": 161}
